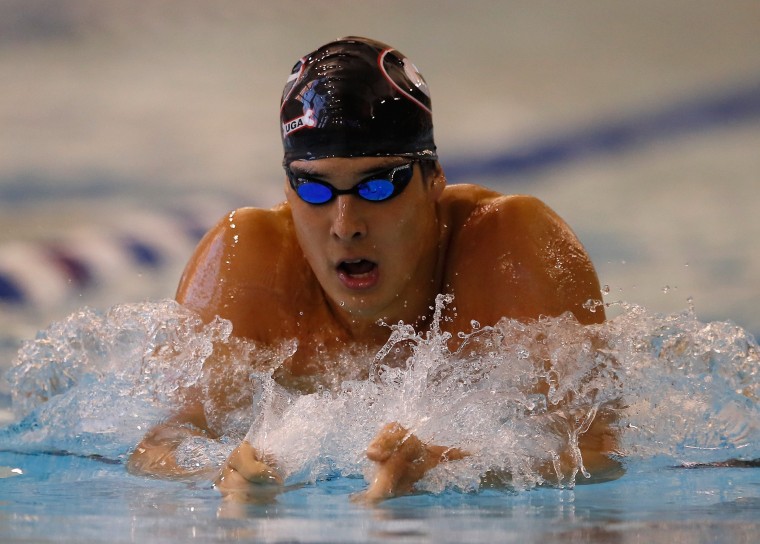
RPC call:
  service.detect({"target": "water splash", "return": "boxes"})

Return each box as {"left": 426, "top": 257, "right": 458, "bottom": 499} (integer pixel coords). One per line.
{"left": 0, "top": 300, "right": 282, "bottom": 459}
{"left": 1, "top": 296, "right": 758, "bottom": 491}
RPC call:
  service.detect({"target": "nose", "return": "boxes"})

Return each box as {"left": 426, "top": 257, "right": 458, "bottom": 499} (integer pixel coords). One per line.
{"left": 330, "top": 195, "right": 367, "bottom": 241}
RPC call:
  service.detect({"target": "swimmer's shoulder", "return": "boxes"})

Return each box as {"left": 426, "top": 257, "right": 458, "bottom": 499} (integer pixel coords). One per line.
{"left": 440, "top": 184, "right": 557, "bottom": 234}
{"left": 206, "top": 202, "right": 294, "bottom": 240}
{"left": 440, "top": 185, "right": 603, "bottom": 326}
{"left": 177, "top": 203, "right": 307, "bottom": 312}
{"left": 188, "top": 203, "right": 299, "bottom": 262}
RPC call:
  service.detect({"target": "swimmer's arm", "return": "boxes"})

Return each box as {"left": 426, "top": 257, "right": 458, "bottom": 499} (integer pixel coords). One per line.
{"left": 576, "top": 405, "right": 624, "bottom": 482}
{"left": 359, "top": 414, "right": 622, "bottom": 502}
{"left": 127, "top": 401, "right": 218, "bottom": 479}
{"left": 128, "top": 404, "right": 286, "bottom": 501}
{"left": 139, "top": 209, "right": 267, "bottom": 478}
{"left": 547, "top": 405, "right": 624, "bottom": 485}
{"left": 476, "top": 411, "right": 623, "bottom": 490}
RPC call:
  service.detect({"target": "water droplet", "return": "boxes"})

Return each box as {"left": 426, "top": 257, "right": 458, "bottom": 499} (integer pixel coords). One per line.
{"left": 583, "top": 299, "right": 603, "bottom": 312}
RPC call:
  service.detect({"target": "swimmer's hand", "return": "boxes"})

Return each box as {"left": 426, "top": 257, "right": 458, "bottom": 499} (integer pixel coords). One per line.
{"left": 355, "top": 422, "right": 468, "bottom": 503}
{"left": 215, "top": 440, "right": 283, "bottom": 503}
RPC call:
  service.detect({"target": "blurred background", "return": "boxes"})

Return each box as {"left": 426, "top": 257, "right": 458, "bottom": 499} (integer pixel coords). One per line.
{"left": 1, "top": 1, "right": 759, "bottom": 390}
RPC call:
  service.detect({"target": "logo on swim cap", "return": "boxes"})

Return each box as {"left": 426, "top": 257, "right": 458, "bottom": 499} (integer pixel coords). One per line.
{"left": 280, "top": 37, "right": 437, "bottom": 165}
{"left": 282, "top": 108, "right": 316, "bottom": 138}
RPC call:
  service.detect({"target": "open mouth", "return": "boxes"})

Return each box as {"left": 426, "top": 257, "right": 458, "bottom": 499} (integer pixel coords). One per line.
{"left": 336, "top": 259, "right": 379, "bottom": 289}
{"left": 338, "top": 259, "right": 376, "bottom": 276}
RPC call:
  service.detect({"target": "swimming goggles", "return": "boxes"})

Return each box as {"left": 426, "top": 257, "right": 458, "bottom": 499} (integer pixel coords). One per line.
{"left": 286, "top": 161, "right": 416, "bottom": 205}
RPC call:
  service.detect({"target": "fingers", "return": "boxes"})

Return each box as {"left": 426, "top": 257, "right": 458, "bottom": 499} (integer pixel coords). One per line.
{"left": 427, "top": 444, "right": 470, "bottom": 462}
{"left": 361, "top": 422, "right": 470, "bottom": 502}
{"left": 365, "top": 422, "right": 416, "bottom": 462}
{"left": 215, "top": 441, "right": 283, "bottom": 502}
{"left": 366, "top": 422, "right": 469, "bottom": 465}
{"left": 226, "top": 441, "right": 283, "bottom": 485}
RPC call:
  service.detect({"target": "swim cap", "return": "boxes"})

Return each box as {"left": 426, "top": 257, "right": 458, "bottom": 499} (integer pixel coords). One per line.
{"left": 280, "top": 36, "right": 437, "bottom": 165}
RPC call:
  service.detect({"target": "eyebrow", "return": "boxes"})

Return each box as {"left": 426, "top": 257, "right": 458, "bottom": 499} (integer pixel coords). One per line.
{"left": 289, "top": 159, "right": 409, "bottom": 180}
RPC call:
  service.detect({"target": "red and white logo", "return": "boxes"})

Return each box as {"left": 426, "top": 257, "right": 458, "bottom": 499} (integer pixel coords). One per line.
{"left": 282, "top": 108, "right": 316, "bottom": 137}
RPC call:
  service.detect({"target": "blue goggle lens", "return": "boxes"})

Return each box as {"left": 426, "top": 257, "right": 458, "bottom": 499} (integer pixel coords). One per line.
{"left": 297, "top": 182, "right": 333, "bottom": 204}
{"left": 356, "top": 179, "right": 395, "bottom": 201}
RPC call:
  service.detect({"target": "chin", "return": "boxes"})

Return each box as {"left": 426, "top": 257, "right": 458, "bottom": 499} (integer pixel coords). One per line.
{"left": 335, "top": 294, "right": 389, "bottom": 321}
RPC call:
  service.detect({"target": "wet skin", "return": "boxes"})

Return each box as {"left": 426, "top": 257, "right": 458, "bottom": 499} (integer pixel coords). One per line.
{"left": 127, "top": 156, "right": 615, "bottom": 501}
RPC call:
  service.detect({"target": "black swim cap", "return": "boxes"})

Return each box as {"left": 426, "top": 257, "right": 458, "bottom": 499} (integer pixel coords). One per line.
{"left": 280, "top": 36, "right": 437, "bottom": 165}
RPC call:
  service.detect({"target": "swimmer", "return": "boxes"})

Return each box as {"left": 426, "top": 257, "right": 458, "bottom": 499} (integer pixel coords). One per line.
{"left": 127, "top": 36, "right": 620, "bottom": 501}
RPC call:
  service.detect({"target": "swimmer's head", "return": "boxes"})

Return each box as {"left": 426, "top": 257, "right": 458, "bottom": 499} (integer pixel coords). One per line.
{"left": 280, "top": 36, "right": 437, "bottom": 165}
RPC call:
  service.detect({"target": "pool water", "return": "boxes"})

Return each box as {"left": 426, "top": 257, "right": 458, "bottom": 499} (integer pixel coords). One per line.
{"left": 0, "top": 299, "right": 758, "bottom": 543}
{"left": 1, "top": 451, "right": 759, "bottom": 543}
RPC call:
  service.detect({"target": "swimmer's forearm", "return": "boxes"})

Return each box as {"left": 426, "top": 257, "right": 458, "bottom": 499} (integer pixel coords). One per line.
{"left": 127, "top": 421, "right": 216, "bottom": 479}
{"left": 536, "top": 409, "right": 623, "bottom": 485}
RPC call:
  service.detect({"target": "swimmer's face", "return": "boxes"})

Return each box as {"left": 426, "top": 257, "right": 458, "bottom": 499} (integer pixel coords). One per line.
{"left": 286, "top": 156, "right": 444, "bottom": 327}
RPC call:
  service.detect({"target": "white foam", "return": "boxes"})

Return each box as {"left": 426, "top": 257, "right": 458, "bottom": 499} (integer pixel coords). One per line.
{"left": 2, "top": 296, "right": 758, "bottom": 491}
